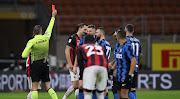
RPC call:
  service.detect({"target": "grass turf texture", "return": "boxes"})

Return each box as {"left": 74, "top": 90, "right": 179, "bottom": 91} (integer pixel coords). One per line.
{"left": 0, "top": 91, "right": 180, "bottom": 99}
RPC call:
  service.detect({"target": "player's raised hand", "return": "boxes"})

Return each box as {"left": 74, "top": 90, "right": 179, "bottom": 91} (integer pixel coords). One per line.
{"left": 52, "top": 9, "right": 57, "bottom": 17}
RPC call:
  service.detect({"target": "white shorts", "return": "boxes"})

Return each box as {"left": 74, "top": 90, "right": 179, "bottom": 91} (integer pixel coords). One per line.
{"left": 27, "top": 77, "right": 42, "bottom": 89}
{"left": 83, "top": 66, "right": 108, "bottom": 91}
{"left": 69, "top": 67, "right": 80, "bottom": 81}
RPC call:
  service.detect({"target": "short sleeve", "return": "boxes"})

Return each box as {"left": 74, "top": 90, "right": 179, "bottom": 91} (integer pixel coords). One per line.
{"left": 139, "top": 42, "right": 143, "bottom": 54}
{"left": 66, "top": 35, "right": 75, "bottom": 47}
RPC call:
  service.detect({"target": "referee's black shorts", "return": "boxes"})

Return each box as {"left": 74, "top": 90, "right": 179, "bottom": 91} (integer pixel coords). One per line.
{"left": 30, "top": 59, "right": 50, "bottom": 82}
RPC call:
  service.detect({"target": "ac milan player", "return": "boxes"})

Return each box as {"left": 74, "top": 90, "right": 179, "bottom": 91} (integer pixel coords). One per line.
{"left": 63, "top": 23, "right": 87, "bottom": 99}
{"left": 77, "top": 35, "right": 108, "bottom": 99}
{"left": 73, "top": 24, "right": 96, "bottom": 99}
{"left": 26, "top": 55, "right": 42, "bottom": 99}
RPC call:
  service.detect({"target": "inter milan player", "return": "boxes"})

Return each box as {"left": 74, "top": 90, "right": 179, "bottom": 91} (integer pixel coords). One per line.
{"left": 108, "top": 31, "right": 119, "bottom": 99}
{"left": 114, "top": 29, "right": 137, "bottom": 99}
{"left": 63, "top": 23, "right": 87, "bottom": 99}
{"left": 125, "top": 24, "right": 143, "bottom": 99}
{"left": 77, "top": 35, "right": 108, "bottom": 99}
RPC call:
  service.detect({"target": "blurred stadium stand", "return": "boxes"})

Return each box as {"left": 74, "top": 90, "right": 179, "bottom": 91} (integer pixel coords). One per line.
{"left": 42, "top": 0, "right": 180, "bottom": 35}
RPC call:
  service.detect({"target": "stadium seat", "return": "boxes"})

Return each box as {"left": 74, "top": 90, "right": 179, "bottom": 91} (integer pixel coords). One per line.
{"left": 42, "top": 0, "right": 180, "bottom": 34}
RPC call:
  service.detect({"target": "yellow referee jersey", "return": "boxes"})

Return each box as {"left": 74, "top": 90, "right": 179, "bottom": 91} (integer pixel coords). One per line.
{"left": 22, "top": 17, "right": 55, "bottom": 61}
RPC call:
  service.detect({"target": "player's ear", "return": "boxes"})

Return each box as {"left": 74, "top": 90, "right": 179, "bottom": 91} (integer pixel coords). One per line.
{"left": 33, "top": 32, "right": 35, "bottom": 36}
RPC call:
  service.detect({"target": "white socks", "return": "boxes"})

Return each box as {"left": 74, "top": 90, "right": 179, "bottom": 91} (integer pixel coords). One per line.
{"left": 62, "top": 85, "right": 74, "bottom": 99}
{"left": 84, "top": 92, "right": 91, "bottom": 99}
{"left": 97, "top": 92, "right": 104, "bottom": 99}
{"left": 75, "top": 89, "right": 79, "bottom": 99}
{"left": 27, "top": 91, "right": 32, "bottom": 99}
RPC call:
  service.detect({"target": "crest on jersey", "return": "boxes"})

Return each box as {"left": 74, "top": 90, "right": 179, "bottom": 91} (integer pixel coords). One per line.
{"left": 68, "top": 39, "right": 72, "bottom": 43}
{"left": 116, "top": 54, "right": 122, "bottom": 59}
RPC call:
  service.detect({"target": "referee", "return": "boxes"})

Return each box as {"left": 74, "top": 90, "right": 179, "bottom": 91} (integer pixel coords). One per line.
{"left": 22, "top": 9, "right": 58, "bottom": 99}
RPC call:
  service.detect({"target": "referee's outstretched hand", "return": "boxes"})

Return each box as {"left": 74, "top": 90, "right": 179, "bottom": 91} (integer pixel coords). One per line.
{"left": 52, "top": 9, "right": 57, "bottom": 18}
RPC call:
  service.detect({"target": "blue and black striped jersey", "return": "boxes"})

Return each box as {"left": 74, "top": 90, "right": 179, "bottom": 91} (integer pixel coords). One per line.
{"left": 126, "top": 36, "right": 142, "bottom": 72}
{"left": 114, "top": 42, "right": 135, "bottom": 82}
{"left": 96, "top": 39, "right": 111, "bottom": 61}
{"left": 79, "top": 36, "right": 86, "bottom": 47}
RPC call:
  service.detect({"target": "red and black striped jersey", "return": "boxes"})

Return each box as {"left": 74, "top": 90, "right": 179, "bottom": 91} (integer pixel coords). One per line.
{"left": 77, "top": 43, "right": 108, "bottom": 69}
{"left": 25, "top": 55, "right": 31, "bottom": 77}
{"left": 66, "top": 33, "right": 80, "bottom": 66}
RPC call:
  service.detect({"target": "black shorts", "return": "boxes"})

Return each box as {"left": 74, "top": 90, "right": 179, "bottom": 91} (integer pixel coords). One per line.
{"left": 116, "top": 81, "right": 131, "bottom": 90}
{"left": 116, "top": 76, "right": 131, "bottom": 90}
{"left": 112, "top": 77, "right": 119, "bottom": 94}
{"left": 30, "top": 59, "right": 50, "bottom": 82}
{"left": 131, "top": 72, "right": 138, "bottom": 88}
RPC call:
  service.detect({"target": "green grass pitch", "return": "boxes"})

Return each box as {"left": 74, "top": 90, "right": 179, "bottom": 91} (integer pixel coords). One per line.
{"left": 0, "top": 90, "right": 180, "bottom": 99}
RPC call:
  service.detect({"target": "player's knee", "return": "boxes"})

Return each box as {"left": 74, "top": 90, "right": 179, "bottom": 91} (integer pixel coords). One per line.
{"left": 73, "top": 85, "right": 78, "bottom": 89}
{"left": 78, "top": 80, "right": 83, "bottom": 89}
{"left": 73, "top": 81, "right": 79, "bottom": 89}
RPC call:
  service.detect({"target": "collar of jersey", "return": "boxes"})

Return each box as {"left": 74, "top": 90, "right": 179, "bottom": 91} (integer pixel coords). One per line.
{"left": 119, "top": 41, "right": 127, "bottom": 48}
{"left": 34, "top": 35, "right": 42, "bottom": 38}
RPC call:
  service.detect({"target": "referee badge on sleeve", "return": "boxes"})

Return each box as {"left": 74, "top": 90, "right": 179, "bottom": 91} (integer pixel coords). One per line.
{"left": 45, "top": 31, "right": 50, "bottom": 35}
{"left": 25, "top": 44, "right": 29, "bottom": 48}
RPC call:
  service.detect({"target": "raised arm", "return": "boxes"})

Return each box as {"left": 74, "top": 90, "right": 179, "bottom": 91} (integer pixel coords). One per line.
{"left": 44, "top": 9, "right": 57, "bottom": 39}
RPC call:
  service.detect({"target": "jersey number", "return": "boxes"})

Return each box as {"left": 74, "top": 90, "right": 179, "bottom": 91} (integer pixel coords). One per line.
{"left": 26, "top": 56, "right": 30, "bottom": 67}
{"left": 85, "top": 45, "right": 103, "bottom": 57}
{"left": 132, "top": 43, "right": 139, "bottom": 56}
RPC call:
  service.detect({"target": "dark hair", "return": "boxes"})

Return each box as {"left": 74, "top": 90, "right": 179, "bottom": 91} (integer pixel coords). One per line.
{"left": 125, "top": 24, "right": 134, "bottom": 33}
{"left": 117, "top": 28, "right": 126, "bottom": 39}
{"left": 76, "top": 23, "right": 86, "bottom": 32}
{"left": 97, "top": 27, "right": 105, "bottom": 34}
{"left": 33, "top": 25, "right": 42, "bottom": 35}
{"left": 85, "top": 35, "right": 95, "bottom": 44}
{"left": 88, "top": 24, "right": 96, "bottom": 29}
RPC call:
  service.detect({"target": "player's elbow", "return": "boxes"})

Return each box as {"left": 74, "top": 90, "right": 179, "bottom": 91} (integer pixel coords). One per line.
{"left": 65, "top": 46, "right": 70, "bottom": 55}
{"left": 65, "top": 48, "right": 69, "bottom": 55}
{"left": 132, "top": 57, "right": 137, "bottom": 66}
{"left": 21, "top": 54, "right": 27, "bottom": 58}
{"left": 139, "top": 53, "right": 143, "bottom": 59}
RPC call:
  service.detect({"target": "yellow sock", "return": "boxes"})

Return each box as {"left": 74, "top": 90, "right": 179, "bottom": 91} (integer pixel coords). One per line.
{"left": 32, "top": 91, "right": 38, "bottom": 99}
{"left": 48, "top": 88, "right": 58, "bottom": 99}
